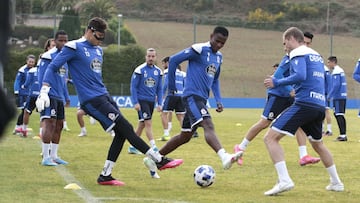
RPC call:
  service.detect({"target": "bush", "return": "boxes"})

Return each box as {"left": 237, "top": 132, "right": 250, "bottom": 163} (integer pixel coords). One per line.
{"left": 13, "top": 25, "right": 53, "bottom": 41}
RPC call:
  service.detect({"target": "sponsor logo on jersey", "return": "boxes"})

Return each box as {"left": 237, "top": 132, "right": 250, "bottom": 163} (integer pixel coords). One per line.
{"left": 206, "top": 64, "right": 216, "bottom": 77}
{"left": 91, "top": 58, "right": 102, "bottom": 74}
{"left": 144, "top": 78, "right": 156, "bottom": 87}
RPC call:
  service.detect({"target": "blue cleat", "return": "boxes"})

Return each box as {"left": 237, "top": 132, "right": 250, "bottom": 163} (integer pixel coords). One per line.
{"left": 42, "top": 158, "right": 58, "bottom": 166}
{"left": 53, "top": 157, "right": 68, "bottom": 165}
{"left": 128, "top": 146, "right": 141, "bottom": 154}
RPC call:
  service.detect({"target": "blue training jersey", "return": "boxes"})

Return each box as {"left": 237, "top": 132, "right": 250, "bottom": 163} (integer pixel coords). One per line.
{"left": 268, "top": 54, "right": 293, "bottom": 97}
{"left": 23, "top": 67, "right": 40, "bottom": 97}
{"left": 324, "top": 65, "right": 332, "bottom": 96}
{"left": 43, "top": 37, "right": 108, "bottom": 104}
{"left": 328, "top": 65, "right": 347, "bottom": 100}
{"left": 162, "top": 68, "right": 186, "bottom": 96}
{"left": 130, "top": 62, "right": 163, "bottom": 105}
{"left": 39, "top": 47, "right": 69, "bottom": 101}
{"left": 168, "top": 42, "right": 222, "bottom": 103}
{"left": 352, "top": 58, "right": 360, "bottom": 83}
{"left": 14, "top": 65, "right": 31, "bottom": 96}
{"left": 273, "top": 45, "right": 325, "bottom": 107}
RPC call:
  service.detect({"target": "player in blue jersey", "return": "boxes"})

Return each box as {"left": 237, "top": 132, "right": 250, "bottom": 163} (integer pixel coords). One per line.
{"left": 263, "top": 27, "right": 343, "bottom": 195}
{"left": 19, "top": 64, "right": 40, "bottom": 137}
{"left": 160, "top": 57, "right": 186, "bottom": 141}
{"left": 304, "top": 32, "right": 333, "bottom": 136}
{"left": 144, "top": 26, "right": 243, "bottom": 173}
{"left": 353, "top": 58, "right": 360, "bottom": 120}
{"left": 327, "top": 56, "right": 347, "bottom": 141}
{"left": 129, "top": 48, "right": 163, "bottom": 154}
{"left": 37, "top": 17, "right": 182, "bottom": 184}
{"left": 37, "top": 30, "right": 69, "bottom": 166}
{"left": 13, "top": 54, "right": 36, "bottom": 135}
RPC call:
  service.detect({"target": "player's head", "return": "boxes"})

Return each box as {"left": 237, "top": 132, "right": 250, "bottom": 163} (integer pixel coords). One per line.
{"left": 44, "top": 38, "right": 55, "bottom": 52}
{"left": 145, "top": 48, "right": 157, "bottom": 66}
{"left": 86, "top": 17, "right": 107, "bottom": 45}
{"left": 272, "top": 63, "right": 279, "bottom": 70}
{"left": 54, "top": 30, "right": 68, "bottom": 50}
{"left": 327, "top": 56, "right": 337, "bottom": 68}
{"left": 282, "top": 27, "right": 304, "bottom": 52}
{"left": 162, "top": 56, "right": 169, "bottom": 69}
{"left": 210, "top": 26, "right": 228, "bottom": 52}
{"left": 26, "top": 54, "right": 36, "bottom": 68}
{"left": 303, "top": 31, "right": 313, "bottom": 47}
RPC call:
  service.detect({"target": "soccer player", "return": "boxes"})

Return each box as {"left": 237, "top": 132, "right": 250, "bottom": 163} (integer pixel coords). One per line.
{"left": 37, "top": 30, "right": 69, "bottom": 166}
{"left": 20, "top": 61, "right": 40, "bottom": 137}
{"left": 304, "top": 31, "right": 333, "bottom": 135}
{"left": 352, "top": 58, "right": 360, "bottom": 119}
{"left": 129, "top": 48, "right": 163, "bottom": 154}
{"left": 263, "top": 27, "right": 343, "bottom": 195}
{"left": 36, "top": 17, "right": 182, "bottom": 185}
{"left": 13, "top": 54, "right": 36, "bottom": 135}
{"left": 327, "top": 56, "right": 347, "bottom": 141}
{"left": 160, "top": 57, "right": 186, "bottom": 141}
{"left": 144, "top": 26, "right": 242, "bottom": 175}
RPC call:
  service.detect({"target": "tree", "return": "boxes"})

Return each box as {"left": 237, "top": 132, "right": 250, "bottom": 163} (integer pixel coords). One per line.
{"left": 78, "top": 0, "right": 116, "bottom": 21}
{"left": 58, "top": 9, "right": 82, "bottom": 40}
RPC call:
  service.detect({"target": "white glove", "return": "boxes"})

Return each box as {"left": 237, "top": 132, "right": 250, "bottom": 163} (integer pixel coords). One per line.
{"left": 36, "top": 86, "right": 51, "bottom": 112}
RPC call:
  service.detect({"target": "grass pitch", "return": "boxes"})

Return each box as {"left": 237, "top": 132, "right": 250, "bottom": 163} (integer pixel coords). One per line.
{"left": 0, "top": 108, "right": 359, "bottom": 203}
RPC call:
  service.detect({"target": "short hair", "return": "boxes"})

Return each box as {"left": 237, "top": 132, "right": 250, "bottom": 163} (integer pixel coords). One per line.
{"left": 162, "top": 56, "right": 169, "bottom": 63}
{"left": 273, "top": 63, "right": 279, "bottom": 68}
{"left": 55, "top": 30, "right": 67, "bottom": 39}
{"left": 87, "top": 17, "right": 107, "bottom": 33}
{"left": 213, "top": 26, "right": 229, "bottom": 37}
{"left": 26, "top": 54, "right": 35, "bottom": 60}
{"left": 328, "top": 56, "right": 337, "bottom": 63}
{"left": 304, "top": 31, "right": 314, "bottom": 40}
{"left": 283, "top": 27, "right": 304, "bottom": 43}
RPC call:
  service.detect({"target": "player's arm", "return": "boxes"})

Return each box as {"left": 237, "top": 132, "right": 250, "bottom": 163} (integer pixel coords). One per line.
{"left": 156, "top": 74, "right": 163, "bottom": 107}
{"left": 130, "top": 71, "right": 140, "bottom": 105}
{"left": 22, "top": 70, "right": 34, "bottom": 89}
{"left": 13, "top": 71, "right": 21, "bottom": 94}
{"left": 168, "top": 47, "right": 197, "bottom": 93}
{"left": 211, "top": 66, "right": 223, "bottom": 112}
{"left": 273, "top": 56, "right": 306, "bottom": 87}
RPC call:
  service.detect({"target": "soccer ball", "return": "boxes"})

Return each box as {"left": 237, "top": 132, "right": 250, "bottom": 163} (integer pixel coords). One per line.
{"left": 193, "top": 165, "right": 215, "bottom": 187}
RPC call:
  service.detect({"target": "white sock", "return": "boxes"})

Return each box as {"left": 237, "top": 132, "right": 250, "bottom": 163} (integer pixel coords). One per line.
{"left": 327, "top": 124, "right": 332, "bottom": 132}
{"left": 42, "top": 143, "right": 51, "bottom": 159}
{"left": 50, "top": 143, "right": 59, "bottom": 159}
{"left": 39, "top": 127, "right": 42, "bottom": 136}
{"left": 163, "top": 129, "right": 169, "bottom": 136}
{"left": 63, "top": 121, "right": 68, "bottom": 128}
{"left": 239, "top": 138, "right": 250, "bottom": 150}
{"left": 326, "top": 165, "right": 342, "bottom": 184}
{"left": 298, "top": 145, "right": 307, "bottom": 159}
{"left": 146, "top": 147, "right": 162, "bottom": 162}
{"left": 168, "top": 122, "right": 172, "bottom": 130}
{"left": 101, "top": 160, "right": 115, "bottom": 176}
{"left": 149, "top": 139, "right": 156, "bottom": 148}
{"left": 22, "top": 124, "right": 27, "bottom": 131}
{"left": 274, "top": 161, "right": 292, "bottom": 183}
{"left": 81, "top": 127, "right": 87, "bottom": 134}
{"left": 217, "top": 148, "right": 227, "bottom": 161}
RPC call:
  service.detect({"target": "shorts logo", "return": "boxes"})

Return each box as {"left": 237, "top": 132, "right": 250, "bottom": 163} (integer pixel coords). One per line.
{"left": 269, "top": 112, "right": 274, "bottom": 119}
{"left": 108, "top": 113, "right": 116, "bottom": 121}
{"left": 200, "top": 108, "right": 207, "bottom": 115}
{"left": 51, "top": 108, "right": 56, "bottom": 116}
{"left": 143, "top": 112, "right": 149, "bottom": 119}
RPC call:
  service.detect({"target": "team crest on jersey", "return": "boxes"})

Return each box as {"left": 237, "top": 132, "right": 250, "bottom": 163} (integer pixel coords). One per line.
{"left": 154, "top": 70, "right": 159, "bottom": 76}
{"left": 58, "top": 66, "right": 66, "bottom": 77}
{"left": 108, "top": 113, "right": 116, "bottom": 121}
{"left": 206, "top": 64, "right": 216, "bottom": 77}
{"left": 144, "top": 78, "right": 156, "bottom": 87}
{"left": 91, "top": 58, "right": 102, "bottom": 73}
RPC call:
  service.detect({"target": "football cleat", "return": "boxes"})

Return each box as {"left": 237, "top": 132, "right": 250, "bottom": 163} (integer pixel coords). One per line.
{"left": 128, "top": 146, "right": 141, "bottom": 154}
{"left": 97, "top": 175, "right": 125, "bottom": 186}
{"left": 299, "top": 155, "right": 321, "bottom": 166}
{"left": 326, "top": 182, "right": 344, "bottom": 192}
{"left": 264, "top": 180, "right": 294, "bottom": 196}
{"left": 53, "top": 157, "right": 68, "bottom": 165}
{"left": 222, "top": 151, "right": 243, "bottom": 170}
{"left": 41, "top": 157, "right": 58, "bottom": 166}
{"left": 156, "top": 157, "right": 183, "bottom": 170}
{"left": 78, "top": 132, "right": 87, "bottom": 137}
{"left": 143, "top": 157, "right": 160, "bottom": 179}
{"left": 233, "top": 144, "right": 244, "bottom": 165}
{"left": 335, "top": 136, "right": 347, "bottom": 142}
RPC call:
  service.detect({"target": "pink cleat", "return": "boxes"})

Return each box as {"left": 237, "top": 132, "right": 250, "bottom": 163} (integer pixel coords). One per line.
{"left": 157, "top": 157, "right": 183, "bottom": 170}
{"left": 234, "top": 144, "right": 244, "bottom": 165}
{"left": 299, "top": 155, "right": 321, "bottom": 166}
{"left": 97, "top": 175, "right": 125, "bottom": 186}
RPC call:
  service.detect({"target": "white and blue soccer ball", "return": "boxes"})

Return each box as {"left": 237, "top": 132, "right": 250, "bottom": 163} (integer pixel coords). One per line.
{"left": 193, "top": 165, "right": 215, "bottom": 187}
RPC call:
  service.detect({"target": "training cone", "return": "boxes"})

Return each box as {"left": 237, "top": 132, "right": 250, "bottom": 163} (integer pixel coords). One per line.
{"left": 64, "top": 183, "right": 81, "bottom": 190}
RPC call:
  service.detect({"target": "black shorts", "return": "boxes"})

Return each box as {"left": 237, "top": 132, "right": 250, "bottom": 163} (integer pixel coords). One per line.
{"left": 25, "top": 96, "right": 37, "bottom": 114}
{"left": 162, "top": 95, "right": 185, "bottom": 114}
{"left": 262, "top": 94, "right": 294, "bottom": 120}
{"left": 40, "top": 98, "right": 65, "bottom": 120}
{"left": 137, "top": 100, "right": 155, "bottom": 121}
{"left": 81, "top": 94, "right": 122, "bottom": 132}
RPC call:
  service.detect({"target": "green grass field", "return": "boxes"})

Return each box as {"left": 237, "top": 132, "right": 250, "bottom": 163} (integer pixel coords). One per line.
{"left": 1, "top": 108, "right": 359, "bottom": 203}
